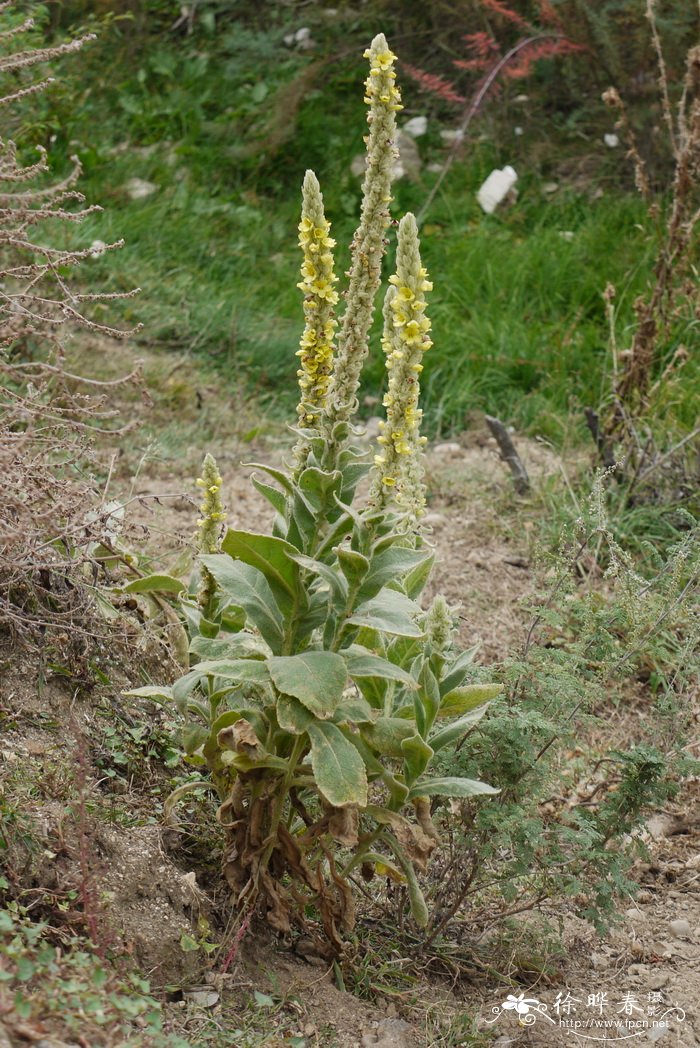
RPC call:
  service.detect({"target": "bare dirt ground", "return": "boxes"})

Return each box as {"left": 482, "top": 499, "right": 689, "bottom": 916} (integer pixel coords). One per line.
{"left": 2, "top": 341, "right": 698, "bottom": 1047}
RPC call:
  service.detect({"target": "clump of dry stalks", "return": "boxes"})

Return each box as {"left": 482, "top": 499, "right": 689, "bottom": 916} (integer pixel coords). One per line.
{"left": 0, "top": 5, "right": 139, "bottom": 640}
{"left": 590, "top": 0, "right": 700, "bottom": 498}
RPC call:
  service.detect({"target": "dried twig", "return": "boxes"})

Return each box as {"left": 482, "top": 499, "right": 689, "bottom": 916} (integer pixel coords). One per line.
{"left": 485, "top": 414, "right": 530, "bottom": 494}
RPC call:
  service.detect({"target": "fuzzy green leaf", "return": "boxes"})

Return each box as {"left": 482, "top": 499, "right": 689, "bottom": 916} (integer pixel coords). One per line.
{"left": 407, "top": 776, "right": 499, "bottom": 800}
{"left": 348, "top": 589, "right": 424, "bottom": 638}
{"left": 268, "top": 652, "right": 347, "bottom": 718}
{"left": 401, "top": 733, "right": 434, "bottom": 784}
{"left": 438, "top": 683, "right": 502, "bottom": 718}
{"left": 194, "top": 658, "right": 270, "bottom": 683}
{"left": 276, "top": 693, "right": 313, "bottom": 734}
{"left": 200, "top": 555, "right": 285, "bottom": 652}
{"left": 344, "top": 647, "right": 419, "bottom": 690}
{"left": 358, "top": 546, "right": 433, "bottom": 602}
{"left": 439, "top": 645, "right": 482, "bottom": 696}
{"left": 429, "top": 706, "right": 490, "bottom": 751}
{"left": 221, "top": 530, "right": 300, "bottom": 611}
{"left": 362, "top": 717, "right": 416, "bottom": 759}
{"left": 307, "top": 720, "right": 368, "bottom": 807}
{"left": 190, "top": 633, "right": 271, "bottom": 660}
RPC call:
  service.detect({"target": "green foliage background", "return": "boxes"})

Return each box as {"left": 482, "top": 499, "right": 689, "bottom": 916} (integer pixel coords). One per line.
{"left": 21, "top": 0, "right": 699, "bottom": 438}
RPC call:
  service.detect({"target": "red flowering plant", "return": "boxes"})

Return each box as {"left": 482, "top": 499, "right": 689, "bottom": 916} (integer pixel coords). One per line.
{"left": 404, "top": 0, "right": 583, "bottom": 108}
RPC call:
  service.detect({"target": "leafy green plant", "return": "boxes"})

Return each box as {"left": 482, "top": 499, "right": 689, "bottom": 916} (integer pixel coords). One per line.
{"left": 0, "top": 903, "right": 188, "bottom": 1047}
{"left": 130, "top": 35, "right": 501, "bottom": 956}
{"left": 425, "top": 478, "right": 699, "bottom": 939}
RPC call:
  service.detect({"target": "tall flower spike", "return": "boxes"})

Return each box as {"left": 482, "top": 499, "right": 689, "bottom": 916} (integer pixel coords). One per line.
{"left": 326, "top": 34, "right": 403, "bottom": 425}
{"left": 196, "top": 453, "right": 226, "bottom": 555}
{"left": 368, "top": 213, "right": 432, "bottom": 526}
{"left": 295, "top": 170, "right": 338, "bottom": 434}
{"left": 195, "top": 452, "right": 226, "bottom": 609}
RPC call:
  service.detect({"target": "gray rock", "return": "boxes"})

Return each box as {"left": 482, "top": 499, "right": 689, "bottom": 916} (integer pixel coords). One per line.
{"left": 669, "top": 918, "right": 691, "bottom": 939}
{"left": 648, "top": 972, "right": 670, "bottom": 990}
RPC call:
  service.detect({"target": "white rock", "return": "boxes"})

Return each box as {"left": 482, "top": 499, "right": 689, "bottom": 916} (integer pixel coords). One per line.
{"left": 402, "top": 115, "right": 428, "bottom": 138}
{"left": 604, "top": 133, "right": 620, "bottom": 148}
{"left": 513, "top": 94, "right": 529, "bottom": 103}
{"left": 432, "top": 441, "right": 462, "bottom": 456}
{"left": 295, "top": 27, "right": 311, "bottom": 42}
{"left": 558, "top": 230, "right": 575, "bottom": 241}
{"left": 514, "top": 126, "right": 524, "bottom": 136}
{"left": 426, "top": 162, "right": 444, "bottom": 173}
{"left": 668, "top": 918, "right": 691, "bottom": 939}
{"left": 542, "top": 181, "right": 559, "bottom": 194}
{"left": 625, "top": 906, "right": 646, "bottom": 921}
{"left": 124, "top": 177, "right": 158, "bottom": 201}
{"left": 476, "top": 166, "right": 518, "bottom": 214}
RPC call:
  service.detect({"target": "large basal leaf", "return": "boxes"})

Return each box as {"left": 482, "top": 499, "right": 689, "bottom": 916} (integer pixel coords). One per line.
{"left": 407, "top": 776, "right": 499, "bottom": 800}
{"left": 307, "top": 720, "right": 368, "bottom": 808}
{"left": 438, "top": 683, "right": 502, "bottom": 718}
{"left": 124, "top": 685, "right": 173, "bottom": 704}
{"left": 200, "top": 555, "right": 285, "bottom": 653}
{"left": 268, "top": 651, "right": 347, "bottom": 719}
{"left": 357, "top": 546, "right": 433, "bottom": 603}
{"left": 221, "top": 530, "right": 301, "bottom": 611}
{"left": 348, "top": 589, "right": 424, "bottom": 639}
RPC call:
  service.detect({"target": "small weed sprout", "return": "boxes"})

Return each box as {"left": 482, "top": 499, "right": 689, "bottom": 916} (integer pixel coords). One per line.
{"left": 133, "top": 35, "right": 502, "bottom": 957}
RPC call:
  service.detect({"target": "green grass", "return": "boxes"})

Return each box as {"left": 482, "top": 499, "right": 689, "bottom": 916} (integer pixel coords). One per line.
{"left": 39, "top": 9, "right": 700, "bottom": 440}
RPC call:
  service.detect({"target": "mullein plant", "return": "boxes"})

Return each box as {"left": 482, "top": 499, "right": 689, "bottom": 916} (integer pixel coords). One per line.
{"left": 131, "top": 34, "right": 501, "bottom": 956}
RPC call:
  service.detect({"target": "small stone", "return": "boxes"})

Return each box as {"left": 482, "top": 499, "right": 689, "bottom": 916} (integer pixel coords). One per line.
{"left": 627, "top": 963, "right": 649, "bottom": 976}
{"left": 183, "top": 989, "right": 219, "bottom": 1008}
{"left": 604, "top": 132, "right": 620, "bottom": 148}
{"left": 426, "top": 162, "right": 444, "bottom": 173}
{"left": 124, "top": 178, "right": 158, "bottom": 201}
{"left": 650, "top": 940, "right": 673, "bottom": 958}
{"left": 648, "top": 972, "right": 670, "bottom": 990}
{"left": 542, "top": 181, "right": 559, "bottom": 194}
{"left": 591, "top": 952, "right": 609, "bottom": 970}
{"left": 668, "top": 918, "right": 691, "bottom": 939}
{"left": 625, "top": 907, "right": 646, "bottom": 922}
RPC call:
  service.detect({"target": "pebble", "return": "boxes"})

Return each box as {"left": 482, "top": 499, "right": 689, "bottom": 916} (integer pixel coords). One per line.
{"left": 648, "top": 972, "right": 670, "bottom": 990}
{"left": 668, "top": 918, "right": 691, "bottom": 939}
{"left": 627, "top": 963, "right": 649, "bottom": 976}
{"left": 625, "top": 907, "right": 646, "bottom": 922}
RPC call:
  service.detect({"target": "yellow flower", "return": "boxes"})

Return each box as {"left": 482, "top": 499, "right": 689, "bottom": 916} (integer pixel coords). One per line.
{"left": 295, "top": 170, "right": 338, "bottom": 436}
{"left": 368, "top": 213, "right": 432, "bottom": 528}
